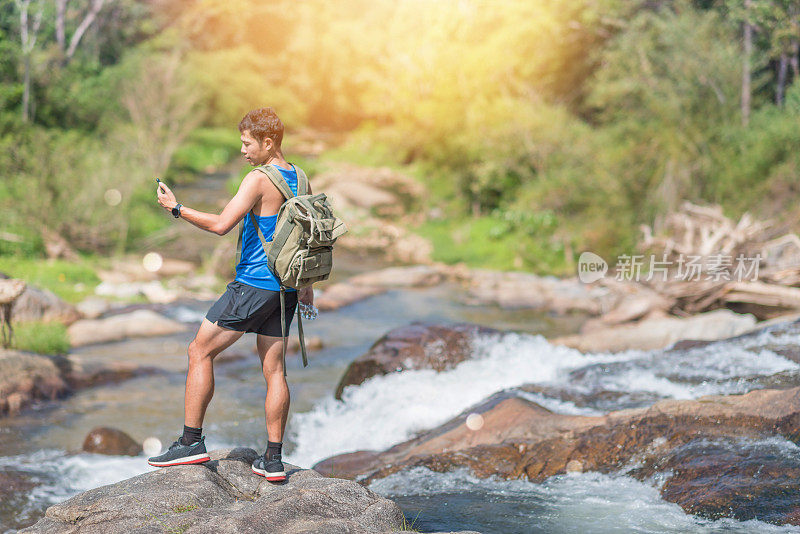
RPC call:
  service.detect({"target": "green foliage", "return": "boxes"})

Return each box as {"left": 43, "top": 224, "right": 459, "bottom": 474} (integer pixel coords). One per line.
{"left": 0, "top": 256, "right": 101, "bottom": 303}
{"left": 11, "top": 321, "right": 70, "bottom": 355}
{"left": 415, "top": 210, "right": 571, "bottom": 275}
{"left": 170, "top": 127, "right": 242, "bottom": 179}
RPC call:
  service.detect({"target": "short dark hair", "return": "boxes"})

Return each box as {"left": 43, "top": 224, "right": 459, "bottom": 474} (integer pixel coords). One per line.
{"left": 238, "top": 107, "right": 283, "bottom": 147}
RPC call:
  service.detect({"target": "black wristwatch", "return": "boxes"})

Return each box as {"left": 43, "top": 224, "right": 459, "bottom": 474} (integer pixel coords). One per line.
{"left": 172, "top": 203, "right": 183, "bottom": 218}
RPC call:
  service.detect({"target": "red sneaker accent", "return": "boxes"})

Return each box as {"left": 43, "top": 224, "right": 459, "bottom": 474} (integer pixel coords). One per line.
{"left": 252, "top": 467, "right": 286, "bottom": 481}
{"left": 148, "top": 456, "right": 210, "bottom": 467}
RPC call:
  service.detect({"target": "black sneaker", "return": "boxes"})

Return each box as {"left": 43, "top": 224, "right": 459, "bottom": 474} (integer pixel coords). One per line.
{"left": 148, "top": 436, "right": 211, "bottom": 467}
{"left": 252, "top": 452, "right": 286, "bottom": 481}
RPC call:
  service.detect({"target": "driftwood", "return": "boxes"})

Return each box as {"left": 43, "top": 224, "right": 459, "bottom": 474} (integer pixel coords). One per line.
{"left": 633, "top": 202, "right": 800, "bottom": 320}
{"left": 0, "top": 279, "right": 27, "bottom": 348}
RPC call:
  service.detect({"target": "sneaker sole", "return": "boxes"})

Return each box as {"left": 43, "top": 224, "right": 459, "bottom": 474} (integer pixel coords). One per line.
{"left": 148, "top": 453, "right": 211, "bottom": 467}
{"left": 252, "top": 466, "right": 286, "bottom": 481}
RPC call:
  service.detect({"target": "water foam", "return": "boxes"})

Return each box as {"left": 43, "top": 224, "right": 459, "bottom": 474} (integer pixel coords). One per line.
{"left": 288, "top": 328, "right": 800, "bottom": 467}
{"left": 369, "top": 467, "right": 800, "bottom": 533}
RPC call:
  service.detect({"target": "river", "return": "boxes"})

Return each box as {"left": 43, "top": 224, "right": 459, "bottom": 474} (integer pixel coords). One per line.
{"left": 3, "top": 167, "right": 800, "bottom": 533}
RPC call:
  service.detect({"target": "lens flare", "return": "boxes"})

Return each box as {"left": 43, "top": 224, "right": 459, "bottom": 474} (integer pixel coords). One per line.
{"left": 465, "top": 413, "right": 484, "bottom": 431}
{"left": 104, "top": 189, "right": 122, "bottom": 206}
{"left": 143, "top": 437, "right": 162, "bottom": 456}
{"left": 142, "top": 252, "right": 163, "bottom": 273}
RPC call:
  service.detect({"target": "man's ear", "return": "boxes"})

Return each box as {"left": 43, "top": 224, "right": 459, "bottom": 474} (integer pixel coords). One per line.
{"left": 263, "top": 137, "right": 274, "bottom": 153}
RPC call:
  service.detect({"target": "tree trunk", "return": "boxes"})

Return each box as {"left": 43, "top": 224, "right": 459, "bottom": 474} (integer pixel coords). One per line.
{"left": 22, "top": 54, "right": 30, "bottom": 123}
{"left": 741, "top": 0, "right": 752, "bottom": 126}
{"left": 777, "top": 53, "right": 788, "bottom": 105}
{"left": 791, "top": 40, "right": 799, "bottom": 81}
{"left": 56, "top": 0, "right": 67, "bottom": 53}
{"left": 15, "top": 0, "right": 42, "bottom": 123}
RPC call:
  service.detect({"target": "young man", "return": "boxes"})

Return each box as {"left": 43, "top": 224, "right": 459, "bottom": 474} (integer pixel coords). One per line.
{"left": 149, "top": 107, "right": 313, "bottom": 482}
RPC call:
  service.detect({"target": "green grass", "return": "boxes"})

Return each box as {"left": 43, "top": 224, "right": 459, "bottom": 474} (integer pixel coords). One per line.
{"left": 171, "top": 504, "right": 199, "bottom": 514}
{"left": 11, "top": 321, "right": 70, "bottom": 355}
{"left": 393, "top": 510, "right": 423, "bottom": 532}
{"left": 169, "top": 127, "right": 242, "bottom": 181}
{"left": 0, "top": 256, "right": 102, "bottom": 303}
{"left": 413, "top": 213, "right": 571, "bottom": 275}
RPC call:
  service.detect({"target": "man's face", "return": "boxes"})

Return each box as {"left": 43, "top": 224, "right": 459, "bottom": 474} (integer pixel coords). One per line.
{"left": 240, "top": 130, "right": 271, "bottom": 165}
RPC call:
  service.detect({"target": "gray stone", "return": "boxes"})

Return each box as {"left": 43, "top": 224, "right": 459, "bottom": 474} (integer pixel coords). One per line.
{"left": 21, "top": 448, "right": 408, "bottom": 534}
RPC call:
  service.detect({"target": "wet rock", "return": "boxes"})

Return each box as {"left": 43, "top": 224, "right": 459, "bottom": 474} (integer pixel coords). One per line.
{"left": 74, "top": 297, "right": 112, "bottom": 320}
{"left": 67, "top": 309, "right": 187, "bottom": 347}
{"left": 20, "top": 447, "right": 408, "bottom": 534}
{"left": 348, "top": 265, "right": 444, "bottom": 288}
{"left": 317, "top": 386, "right": 800, "bottom": 524}
{"left": 552, "top": 309, "right": 757, "bottom": 352}
{"left": 316, "top": 283, "right": 388, "bottom": 311}
{"left": 334, "top": 322, "right": 501, "bottom": 400}
{"left": 0, "top": 349, "right": 157, "bottom": 417}
{"left": 460, "top": 270, "right": 613, "bottom": 314}
{"left": 82, "top": 427, "right": 141, "bottom": 456}
{"left": 6, "top": 282, "right": 80, "bottom": 325}
{"left": 0, "top": 350, "right": 70, "bottom": 416}
{"left": 94, "top": 280, "right": 180, "bottom": 303}
{"left": 626, "top": 436, "right": 800, "bottom": 524}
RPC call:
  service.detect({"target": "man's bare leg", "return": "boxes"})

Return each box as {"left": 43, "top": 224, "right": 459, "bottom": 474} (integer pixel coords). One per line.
{"left": 256, "top": 334, "right": 290, "bottom": 442}
{"left": 184, "top": 319, "right": 244, "bottom": 428}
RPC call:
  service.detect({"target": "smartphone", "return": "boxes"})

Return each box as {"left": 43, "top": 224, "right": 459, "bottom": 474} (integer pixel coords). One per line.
{"left": 155, "top": 178, "right": 164, "bottom": 192}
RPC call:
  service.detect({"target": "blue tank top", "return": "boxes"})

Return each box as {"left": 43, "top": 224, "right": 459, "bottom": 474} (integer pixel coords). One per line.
{"left": 235, "top": 164, "right": 299, "bottom": 291}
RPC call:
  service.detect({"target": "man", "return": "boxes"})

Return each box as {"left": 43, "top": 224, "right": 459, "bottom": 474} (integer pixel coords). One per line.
{"left": 149, "top": 107, "right": 313, "bottom": 482}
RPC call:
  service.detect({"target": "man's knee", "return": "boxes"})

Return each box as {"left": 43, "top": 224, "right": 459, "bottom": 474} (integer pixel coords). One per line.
{"left": 188, "top": 339, "right": 211, "bottom": 363}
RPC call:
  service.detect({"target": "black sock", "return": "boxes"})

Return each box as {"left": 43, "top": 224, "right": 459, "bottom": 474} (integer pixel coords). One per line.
{"left": 181, "top": 425, "right": 202, "bottom": 446}
{"left": 266, "top": 440, "right": 282, "bottom": 460}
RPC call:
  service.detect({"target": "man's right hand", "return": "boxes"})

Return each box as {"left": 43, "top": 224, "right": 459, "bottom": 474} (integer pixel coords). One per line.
{"left": 298, "top": 286, "right": 314, "bottom": 306}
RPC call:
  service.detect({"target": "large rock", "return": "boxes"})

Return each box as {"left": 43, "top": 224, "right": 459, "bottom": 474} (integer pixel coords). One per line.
{"left": 551, "top": 308, "right": 757, "bottom": 352}
{"left": 460, "top": 270, "right": 614, "bottom": 314}
{"left": 314, "top": 387, "right": 800, "bottom": 525}
{"left": 0, "top": 350, "right": 70, "bottom": 416}
{"left": 82, "top": 427, "right": 141, "bottom": 456}
{"left": 334, "top": 322, "right": 501, "bottom": 400}
{"left": 6, "top": 282, "right": 80, "bottom": 325}
{"left": 0, "top": 349, "right": 156, "bottom": 417}
{"left": 21, "top": 448, "right": 410, "bottom": 534}
{"left": 316, "top": 265, "right": 444, "bottom": 311}
{"left": 316, "top": 283, "right": 388, "bottom": 311}
{"left": 67, "top": 309, "right": 187, "bottom": 347}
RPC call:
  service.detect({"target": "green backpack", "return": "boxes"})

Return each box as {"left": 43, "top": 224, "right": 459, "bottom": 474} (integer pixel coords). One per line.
{"left": 237, "top": 164, "right": 347, "bottom": 375}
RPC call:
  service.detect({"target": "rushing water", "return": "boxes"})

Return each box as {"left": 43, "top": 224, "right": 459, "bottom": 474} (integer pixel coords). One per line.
{"left": 4, "top": 291, "right": 800, "bottom": 532}
{"left": 4, "top": 172, "right": 800, "bottom": 532}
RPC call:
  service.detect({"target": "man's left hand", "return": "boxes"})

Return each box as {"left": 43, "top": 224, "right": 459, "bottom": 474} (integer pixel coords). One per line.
{"left": 298, "top": 287, "right": 314, "bottom": 306}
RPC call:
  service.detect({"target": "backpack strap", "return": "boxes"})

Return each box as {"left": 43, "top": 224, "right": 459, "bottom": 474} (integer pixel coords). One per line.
{"left": 294, "top": 165, "right": 309, "bottom": 196}
{"left": 254, "top": 165, "right": 295, "bottom": 200}
{"left": 278, "top": 286, "right": 309, "bottom": 376}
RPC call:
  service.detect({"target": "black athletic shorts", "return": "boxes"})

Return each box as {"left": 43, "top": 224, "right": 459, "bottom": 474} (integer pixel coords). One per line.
{"left": 205, "top": 280, "right": 297, "bottom": 337}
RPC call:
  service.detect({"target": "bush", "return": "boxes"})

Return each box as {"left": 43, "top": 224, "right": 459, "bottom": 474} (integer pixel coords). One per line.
{"left": 11, "top": 321, "right": 70, "bottom": 355}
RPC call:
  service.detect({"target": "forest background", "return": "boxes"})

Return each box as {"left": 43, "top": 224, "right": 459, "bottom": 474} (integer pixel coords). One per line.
{"left": 2, "top": 0, "right": 800, "bottom": 287}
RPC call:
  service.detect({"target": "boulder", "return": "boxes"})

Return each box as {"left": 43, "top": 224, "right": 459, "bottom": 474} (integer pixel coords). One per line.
{"left": 82, "top": 427, "right": 141, "bottom": 456}
{"left": 460, "top": 270, "right": 613, "bottom": 314}
{"left": 315, "top": 386, "right": 800, "bottom": 524}
{"left": 316, "top": 265, "right": 444, "bottom": 312}
{"left": 74, "top": 297, "right": 112, "bottom": 320}
{"left": 7, "top": 283, "right": 80, "bottom": 325}
{"left": 21, "top": 448, "right": 408, "bottom": 534}
{"left": 0, "top": 349, "right": 157, "bottom": 417}
{"left": 334, "top": 322, "right": 501, "bottom": 400}
{"left": 67, "top": 309, "right": 187, "bottom": 347}
{"left": 551, "top": 308, "right": 757, "bottom": 352}
{"left": 315, "top": 283, "right": 387, "bottom": 311}
{"left": 348, "top": 265, "right": 444, "bottom": 288}
{"left": 0, "top": 350, "right": 70, "bottom": 416}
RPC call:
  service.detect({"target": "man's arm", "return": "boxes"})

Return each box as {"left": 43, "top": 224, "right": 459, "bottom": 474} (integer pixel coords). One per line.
{"left": 156, "top": 171, "right": 264, "bottom": 236}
